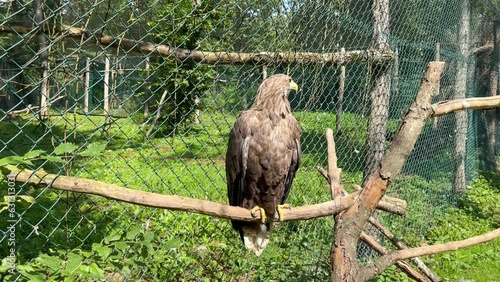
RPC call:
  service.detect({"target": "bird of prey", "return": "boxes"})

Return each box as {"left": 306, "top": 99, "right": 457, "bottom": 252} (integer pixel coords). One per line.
{"left": 226, "top": 74, "right": 301, "bottom": 256}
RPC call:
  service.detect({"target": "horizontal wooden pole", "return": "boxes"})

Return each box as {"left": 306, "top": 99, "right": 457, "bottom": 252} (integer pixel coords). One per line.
{"left": 431, "top": 96, "right": 500, "bottom": 117}
{"left": 0, "top": 23, "right": 393, "bottom": 66}
{"left": 6, "top": 168, "right": 400, "bottom": 222}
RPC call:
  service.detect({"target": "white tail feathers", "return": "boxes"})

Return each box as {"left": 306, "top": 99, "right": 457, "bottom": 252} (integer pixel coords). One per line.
{"left": 242, "top": 223, "right": 272, "bottom": 256}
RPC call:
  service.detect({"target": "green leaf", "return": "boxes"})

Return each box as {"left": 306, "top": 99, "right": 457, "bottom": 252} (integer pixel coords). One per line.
{"left": 92, "top": 243, "right": 112, "bottom": 260}
{"left": 17, "top": 265, "right": 46, "bottom": 282}
{"left": 87, "top": 263, "right": 105, "bottom": 279}
{"left": 36, "top": 254, "right": 62, "bottom": 271}
{"left": 53, "top": 143, "right": 78, "bottom": 155}
{"left": 78, "top": 142, "right": 106, "bottom": 157}
{"left": 23, "top": 150, "right": 45, "bottom": 159}
{"left": 0, "top": 156, "right": 33, "bottom": 167}
{"left": 126, "top": 226, "right": 142, "bottom": 240}
{"left": 62, "top": 252, "right": 82, "bottom": 275}
{"left": 104, "top": 229, "right": 122, "bottom": 244}
{"left": 113, "top": 241, "right": 128, "bottom": 251}
{"left": 163, "top": 238, "right": 182, "bottom": 250}
{"left": 43, "top": 155, "right": 65, "bottom": 163}
{"left": 143, "top": 230, "right": 154, "bottom": 244}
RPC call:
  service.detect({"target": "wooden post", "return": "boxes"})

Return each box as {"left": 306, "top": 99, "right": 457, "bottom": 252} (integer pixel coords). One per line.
{"left": 336, "top": 48, "right": 346, "bottom": 133}
{"left": 104, "top": 57, "right": 110, "bottom": 116}
{"left": 84, "top": 58, "right": 90, "bottom": 114}
{"left": 453, "top": 0, "right": 470, "bottom": 193}
{"left": 194, "top": 95, "right": 200, "bottom": 124}
{"left": 144, "top": 56, "right": 150, "bottom": 119}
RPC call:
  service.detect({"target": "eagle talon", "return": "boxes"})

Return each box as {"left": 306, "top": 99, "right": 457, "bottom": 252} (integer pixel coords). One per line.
{"left": 277, "top": 204, "right": 291, "bottom": 222}
{"left": 250, "top": 206, "right": 267, "bottom": 223}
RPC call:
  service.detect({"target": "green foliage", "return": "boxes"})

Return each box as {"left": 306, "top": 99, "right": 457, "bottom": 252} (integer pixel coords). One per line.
{"left": 424, "top": 175, "right": 500, "bottom": 281}
{"left": 144, "top": 0, "right": 233, "bottom": 134}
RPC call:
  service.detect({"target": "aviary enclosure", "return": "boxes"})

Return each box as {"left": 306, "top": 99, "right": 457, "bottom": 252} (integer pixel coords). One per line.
{"left": 1, "top": 0, "right": 499, "bottom": 281}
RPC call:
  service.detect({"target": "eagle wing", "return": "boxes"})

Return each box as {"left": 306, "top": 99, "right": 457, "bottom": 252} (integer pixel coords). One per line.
{"left": 282, "top": 138, "right": 301, "bottom": 204}
{"left": 226, "top": 112, "right": 253, "bottom": 209}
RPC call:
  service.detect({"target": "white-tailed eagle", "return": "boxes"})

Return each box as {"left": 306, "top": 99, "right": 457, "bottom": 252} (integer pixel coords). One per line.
{"left": 226, "top": 74, "right": 301, "bottom": 256}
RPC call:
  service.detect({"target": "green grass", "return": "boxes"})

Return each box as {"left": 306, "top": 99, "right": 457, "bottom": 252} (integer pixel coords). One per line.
{"left": 0, "top": 109, "right": 495, "bottom": 281}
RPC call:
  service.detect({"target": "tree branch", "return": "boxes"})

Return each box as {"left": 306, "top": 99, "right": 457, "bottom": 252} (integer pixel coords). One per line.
{"left": 6, "top": 168, "right": 398, "bottom": 222}
{"left": 316, "top": 166, "right": 407, "bottom": 215}
{"left": 325, "top": 129, "right": 343, "bottom": 198}
{"left": 359, "top": 232, "right": 431, "bottom": 282}
{"left": 431, "top": 96, "right": 500, "bottom": 117}
{"left": 0, "top": 23, "right": 393, "bottom": 66}
{"left": 358, "top": 228, "right": 500, "bottom": 280}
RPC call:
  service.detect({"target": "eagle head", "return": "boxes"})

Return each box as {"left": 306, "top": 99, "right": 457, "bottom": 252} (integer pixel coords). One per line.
{"left": 252, "top": 74, "right": 298, "bottom": 114}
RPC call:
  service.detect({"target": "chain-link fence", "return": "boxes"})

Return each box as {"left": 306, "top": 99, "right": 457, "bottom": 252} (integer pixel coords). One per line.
{"left": 0, "top": 0, "right": 498, "bottom": 280}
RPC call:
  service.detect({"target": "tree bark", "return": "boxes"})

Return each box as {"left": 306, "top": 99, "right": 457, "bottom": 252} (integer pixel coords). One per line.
{"left": 364, "top": 0, "right": 391, "bottom": 185}
{"left": 486, "top": 20, "right": 500, "bottom": 170}
{"left": 453, "top": 0, "right": 470, "bottom": 193}
{"left": 331, "top": 62, "right": 445, "bottom": 282}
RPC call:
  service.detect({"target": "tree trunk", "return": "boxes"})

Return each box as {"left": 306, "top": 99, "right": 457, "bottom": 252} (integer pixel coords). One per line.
{"left": 486, "top": 20, "right": 500, "bottom": 170}
{"left": 34, "top": 0, "right": 49, "bottom": 119}
{"left": 364, "top": 0, "right": 391, "bottom": 185}
{"left": 453, "top": 0, "right": 470, "bottom": 193}
{"left": 336, "top": 48, "right": 346, "bottom": 133}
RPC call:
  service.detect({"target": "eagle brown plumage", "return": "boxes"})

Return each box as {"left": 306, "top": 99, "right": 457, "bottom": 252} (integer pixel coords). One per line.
{"left": 226, "top": 74, "right": 301, "bottom": 256}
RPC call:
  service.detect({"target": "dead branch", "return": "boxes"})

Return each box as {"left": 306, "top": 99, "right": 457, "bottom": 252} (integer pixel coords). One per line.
{"left": 358, "top": 228, "right": 500, "bottom": 280}
{"left": 316, "top": 166, "right": 407, "bottom": 215}
{"left": 7, "top": 104, "right": 39, "bottom": 115}
{"left": 472, "top": 43, "right": 493, "bottom": 54}
{"left": 0, "top": 23, "right": 393, "bottom": 66}
{"left": 431, "top": 96, "right": 500, "bottom": 117}
{"left": 325, "top": 129, "right": 342, "bottom": 198}
{"left": 359, "top": 233, "right": 430, "bottom": 282}
{"left": 368, "top": 218, "right": 441, "bottom": 282}
{"left": 6, "top": 168, "right": 398, "bottom": 222}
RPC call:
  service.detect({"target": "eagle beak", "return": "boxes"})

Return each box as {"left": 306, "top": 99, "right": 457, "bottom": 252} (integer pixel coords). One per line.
{"left": 290, "top": 81, "right": 298, "bottom": 91}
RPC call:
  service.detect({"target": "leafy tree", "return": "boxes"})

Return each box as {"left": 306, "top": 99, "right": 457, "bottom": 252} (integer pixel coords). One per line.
{"left": 145, "top": 0, "right": 232, "bottom": 134}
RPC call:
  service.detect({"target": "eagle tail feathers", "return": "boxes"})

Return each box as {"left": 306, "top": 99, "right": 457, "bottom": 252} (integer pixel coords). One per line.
{"left": 242, "top": 223, "right": 273, "bottom": 256}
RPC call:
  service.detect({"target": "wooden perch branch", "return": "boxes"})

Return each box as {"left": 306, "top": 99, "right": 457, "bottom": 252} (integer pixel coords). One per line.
{"left": 316, "top": 166, "right": 407, "bottom": 215}
{"left": 431, "top": 96, "right": 500, "bottom": 117}
{"left": 0, "top": 23, "right": 393, "bottom": 66}
{"left": 6, "top": 168, "right": 400, "bottom": 222}
{"left": 358, "top": 228, "right": 500, "bottom": 280}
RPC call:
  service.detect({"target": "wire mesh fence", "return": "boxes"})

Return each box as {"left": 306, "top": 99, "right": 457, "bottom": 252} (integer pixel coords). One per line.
{"left": 0, "top": 0, "right": 497, "bottom": 280}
